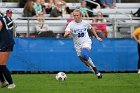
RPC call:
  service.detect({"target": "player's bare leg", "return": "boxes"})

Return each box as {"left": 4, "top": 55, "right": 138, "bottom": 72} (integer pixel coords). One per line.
{"left": 0, "top": 52, "right": 16, "bottom": 89}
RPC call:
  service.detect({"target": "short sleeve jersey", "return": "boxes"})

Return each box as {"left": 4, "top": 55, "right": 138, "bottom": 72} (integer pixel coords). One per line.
{"left": 65, "top": 20, "right": 92, "bottom": 48}
{"left": 133, "top": 27, "right": 140, "bottom": 40}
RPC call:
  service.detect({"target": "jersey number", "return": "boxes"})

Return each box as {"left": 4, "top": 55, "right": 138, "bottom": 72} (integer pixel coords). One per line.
{"left": 78, "top": 33, "right": 84, "bottom": 37}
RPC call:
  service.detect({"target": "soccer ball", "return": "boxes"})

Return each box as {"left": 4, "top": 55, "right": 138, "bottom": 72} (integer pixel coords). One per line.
{"left": 56, "top": 72, "right": 67, "bottom": 81}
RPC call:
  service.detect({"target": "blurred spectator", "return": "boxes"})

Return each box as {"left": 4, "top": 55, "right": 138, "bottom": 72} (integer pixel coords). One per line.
{"left": 45, "top": 0, "right": 55, "bottom": 14}
{"left": 59, "top": 0, "right": 71, "bottom": 15}
{"left": 65, "top": 12, "right": 74, "bottom": 33}
{"left": 35, "top": 12, "right": 55, "bottom": 38}
{"left": 18, "top": 33, "right": 26, "bottom": 38}
{"left": 66, "top": 12, "right": 74, "bottom": 24}
{"left": 4, "top": 9, "right": 14, "bottom": 36}
{"left": 33, "top": 0, "right": 43, "bottom": 15}
{"left": 79, "top": 0, "right": 89, "bottom": 18}
{"left": 40, "top": 0, "right": 47, "bottom": 14}
{"left": 35, "top": 12, "right": 49, "bottom": 35}
{"left": 56, "top": 33, "right": 63, "bottom": 38}
{"left": 132, "top": 8, "right": 140, "bottom": 17}
{"left": 91, "top": 11, "right": 107, "bottom": 38}
{"left": 23, "top": 0, "right": 36, "bottom": 17}
{"left": 100, "top": 0, "right": 116, "bottom": 9}
{"left": 50, "top": 1, "right": 63, "bottom": 17}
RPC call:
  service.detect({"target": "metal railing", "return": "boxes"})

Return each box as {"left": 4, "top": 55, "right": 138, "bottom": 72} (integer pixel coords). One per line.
{"left": 11, "top": 16, "right": 140, "bottom": 38}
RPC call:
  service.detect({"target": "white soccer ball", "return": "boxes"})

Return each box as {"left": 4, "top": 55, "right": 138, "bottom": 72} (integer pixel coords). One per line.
{"left": 56, "top": 72, "right": 67, "bottom": 81}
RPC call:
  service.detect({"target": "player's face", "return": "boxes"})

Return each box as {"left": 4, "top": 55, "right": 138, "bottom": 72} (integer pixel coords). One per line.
{"left": 73, "top": 11, "right": 82, "bottom": 23}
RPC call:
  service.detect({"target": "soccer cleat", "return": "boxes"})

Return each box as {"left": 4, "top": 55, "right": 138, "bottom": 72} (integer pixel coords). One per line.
{"left": 0, "top": 81, "right": 8, "bottom": 88}
{"left": 7, "top": 83, "right": 16, "bottom": 89}
{"left": 96, "top": 73, "right": 102, "bottom": 79}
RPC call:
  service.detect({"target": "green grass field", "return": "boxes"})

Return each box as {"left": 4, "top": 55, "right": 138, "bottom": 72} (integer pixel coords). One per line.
{"left": 0, "top": 73, "right": 140, "bottom": 93}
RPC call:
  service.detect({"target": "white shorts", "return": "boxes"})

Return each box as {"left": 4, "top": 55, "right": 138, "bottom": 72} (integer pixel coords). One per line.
{"left": 74, "top": 42, "right": 92, "bottom": 56}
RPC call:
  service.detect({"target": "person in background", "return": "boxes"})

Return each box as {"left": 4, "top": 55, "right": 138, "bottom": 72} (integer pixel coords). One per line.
{"left": 23, "top": 0, "right": 36, "bottom": 17}
{"left": 4, "top": 10, "right": 14, "bottom": 36}
{"left": 45, "top": 0, "right": 55, "bottom": 14}
{"left": 92, "top": 11, "right": 107, "bottom": 38}
{"left": 56, "top": 33, "right": 63, "bottom": 38}
{"left": 131, "top": 25, "right": 140, "bottom": 74}
{"left": 0, "top": 13, "right": 16, "bottom": 89}
{"left": 64, "top": 9, "right": 102, "bottom": 79}
{"left": 35, "top": 12, "right": 55, "bottom": 38}
{"left": 79, "top": 0, "right": 89, "bottom": 18}
{"left": 50, "top": 1, "right": 63, "bottom": 17}
{"left": 40, "top": 0, "right": 47, "bottom": 14}
{"left": 100, "top": 0, "right": 116, "bottom": 9}
{"left": 33, "top": 0, "right": 43, "bottom": 16}
{"left": 35, "top": 12, "right": 49, "bottom": 35}
{"left": 66, "top": 11, "right": 74, "bottom": 24}
{"left": 59, "top": 0, "right": 71, "bottom": 15}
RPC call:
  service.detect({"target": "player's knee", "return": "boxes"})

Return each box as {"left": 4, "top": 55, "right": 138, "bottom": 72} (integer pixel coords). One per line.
{"left": 81, "top": 48, "right": 89, "bottom": 61}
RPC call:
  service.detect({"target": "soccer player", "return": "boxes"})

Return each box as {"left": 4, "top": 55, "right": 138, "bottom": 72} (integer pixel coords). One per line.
{"left": 131, "top": 25, "right": 140, "bottom": 74}
{"left": 64, "top": 9, "right": 102, "bottom": 79}
{"left": 0, "top": 13, "right": 16, "bottom": 89}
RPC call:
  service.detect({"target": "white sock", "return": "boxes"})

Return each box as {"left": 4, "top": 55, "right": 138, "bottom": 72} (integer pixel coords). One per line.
{"left": 88, "top": 57, "right": 96, "bottom": 67}
{"left": 89, "top": 66, "right": 95, "bottom": 73}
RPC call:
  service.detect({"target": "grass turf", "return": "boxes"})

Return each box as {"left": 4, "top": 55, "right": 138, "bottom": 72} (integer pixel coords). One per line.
{"left": 0, "top": 73, "right": 140, "bottom": 93}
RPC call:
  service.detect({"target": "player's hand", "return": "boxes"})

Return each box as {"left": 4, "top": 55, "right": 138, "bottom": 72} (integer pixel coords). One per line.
{"left": 96, "top": 37, "right": 102, "bottom": 42}
{"left": 64, "top": 30, "right": 73, "bottom": 38}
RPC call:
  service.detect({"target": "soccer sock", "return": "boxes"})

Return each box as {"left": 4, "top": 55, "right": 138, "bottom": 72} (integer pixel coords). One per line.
{"left": 88, "top": 66, "right": 95, "bottom": 73}
{"left": 88, "top": 57, "right": 95, "bottom": 67}
{"left": 0, "top": 65, "right": 5, "bottom": 82}
{"left": 1, "top": 65, "right": 13, "bottom": 84}
{"left": 87, "top": 58, "right": 99, "bottom": 74}
{"left": 81, "top": 48, "right": 89, "bottom": 61}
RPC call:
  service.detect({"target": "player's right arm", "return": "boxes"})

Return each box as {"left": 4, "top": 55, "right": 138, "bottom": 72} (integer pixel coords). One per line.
{"left": 64, "top": 31, "right": 70, "bottom": 38}
{"left": 64, "top": 22, "right": 73, "bottom": 38}
{"left": 64, "top": 30, "right": 73, "bottom": 38}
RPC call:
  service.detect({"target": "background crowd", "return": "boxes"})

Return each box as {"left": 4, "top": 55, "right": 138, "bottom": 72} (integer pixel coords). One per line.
{"left": 1, "top": 0, "right": 140, "bottom": 38}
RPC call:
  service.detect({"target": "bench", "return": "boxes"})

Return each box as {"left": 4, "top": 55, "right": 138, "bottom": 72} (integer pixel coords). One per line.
{"left": 14, "top": 19, "right": 68, "bottom": 36}
{"left": 0, "top": 8, "right": 23, "bottom": 14}
{"left": 0, "top": 2, "right": 19, "bottom": 8}
{"left": 93, "top": 9, "right": 138, "bottom": 15}
{"left": 116, "top": 3, "right": 140, "bottom": 9}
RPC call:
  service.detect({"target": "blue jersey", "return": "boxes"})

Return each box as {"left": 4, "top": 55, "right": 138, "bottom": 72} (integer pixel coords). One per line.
{"left": 0, "top": 16, "right": 15, "bottom": 47}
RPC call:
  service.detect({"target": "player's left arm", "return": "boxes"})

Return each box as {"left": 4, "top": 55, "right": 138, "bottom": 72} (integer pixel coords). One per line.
{"left": 90, "top": 26, "right": 102, "bottom": 41}
{"left": 131, "top": 28, "right": 140, "bottom": 43}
